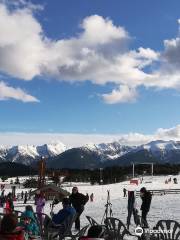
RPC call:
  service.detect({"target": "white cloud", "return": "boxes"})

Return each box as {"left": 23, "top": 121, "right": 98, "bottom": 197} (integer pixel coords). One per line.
{"left": 0, "top": 2, "right": 159, "bottom": 103}
{"left": 0, "top": 2, "right": 46, "bottom": 80}
{"left": 81, "top": 15, "right": 129, "bottom": 45}
{"left": 1, "top": 2, "right": 180, "bottom": 103}
{"left": 156, "top": 125, "right": 180, "bottom": 139}
{"left": 102, "top": 85, "right": 138, "bottom": 104}
{"left": 1, "top": 125, "right": 180, "bottom": 147}
{"left": 0, "top": 81, "right": 39, "bottom": 102}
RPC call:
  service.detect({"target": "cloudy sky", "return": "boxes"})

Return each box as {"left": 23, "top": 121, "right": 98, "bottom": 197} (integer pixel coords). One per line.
{"left": 1, "top": 0, "right": 180, "bottom": 146}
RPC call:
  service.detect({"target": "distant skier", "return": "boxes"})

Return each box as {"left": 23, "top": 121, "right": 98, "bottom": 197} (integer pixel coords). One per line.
{"left": 123, "top": 188, "right": 127, "bottom": 197}
{"left": 90, "top": 193, "right": 94, "bottom": 202}
{"left": 21, "top": 191, "right": 24, "bottom": 200}
{"left": 24, "top": 191, "right": 28, "bottom": 204}
{"left": 69, "top": 186, "right": 89, "bottom": 230}
{"left": 28, "top": 189, "right": 32, "bottom": 200}
{"left": 173, "top": 178, "right": 178, "bottom": 184}
{"left": 140, "top": 187, "right": 152, "bottom": 228}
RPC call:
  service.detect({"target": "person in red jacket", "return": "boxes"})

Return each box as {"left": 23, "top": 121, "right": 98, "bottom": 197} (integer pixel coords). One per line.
{"left": 0, "top": 214, "right": 25, "bottom": 240}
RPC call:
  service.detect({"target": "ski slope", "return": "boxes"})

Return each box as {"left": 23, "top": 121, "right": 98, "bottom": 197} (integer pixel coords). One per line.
{"left": 1, "top": 175, "right": 180, "bottom": 235}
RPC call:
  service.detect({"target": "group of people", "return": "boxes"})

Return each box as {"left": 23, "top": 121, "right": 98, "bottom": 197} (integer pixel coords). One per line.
{"left": 20, "top": 191, "right": 30, "bottom": 204}
{"left": 49, "top": 186, "right": 89, "bottom": 232}
{"left": 0, "top": 184, "right": 153, "bottom": 239}
{"left": 0, "top": 191, "right": 47, "bottom": 240}
{"left": 0, "top": 193, "right": 14, "bottom": 214}
{"left": 47, "top": 186, "right": 152, "bottom": 237}
{"left": 0, "top": 205, "right": 40, "bottom": 240}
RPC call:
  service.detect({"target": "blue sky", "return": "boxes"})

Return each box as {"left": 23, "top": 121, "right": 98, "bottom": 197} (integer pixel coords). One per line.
{"left": 1, "top": 0, "right": 180, "bottom": 146}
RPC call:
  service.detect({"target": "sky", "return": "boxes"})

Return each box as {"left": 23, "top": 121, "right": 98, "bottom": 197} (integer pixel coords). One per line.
{"left": 1, "top": 0, "right": 180, "bottom": 146}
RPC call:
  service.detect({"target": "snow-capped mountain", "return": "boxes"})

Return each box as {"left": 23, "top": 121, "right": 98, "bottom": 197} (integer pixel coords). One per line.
{"left": 51, "top": 140, "right": 180, "bottom": 169}
{"left": 84, "top": 142, "right": 135, "bottom": 161}
{"left": 139, "top": 140, "right": 180, "bottom": 152}
{"left": 134, "top": 140, "right": 180, "bottom": 162}
{"left": 49, "top": 141, "right": 135, "bottom": 169}
{"left": 1, "top": 139, "right": 180, "bottom": 168}
{"left": 0, "top": 142, "right": 66, "bottom": 165}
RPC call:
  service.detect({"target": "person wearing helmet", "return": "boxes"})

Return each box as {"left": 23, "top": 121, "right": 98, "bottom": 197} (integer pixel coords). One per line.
{"left": 69, "top": 187, "right": 89, "bottom": 231}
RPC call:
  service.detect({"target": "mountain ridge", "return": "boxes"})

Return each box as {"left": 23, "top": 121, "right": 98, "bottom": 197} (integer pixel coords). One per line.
{"left": 1, "top": 140, "right": 180, "bottom": 168}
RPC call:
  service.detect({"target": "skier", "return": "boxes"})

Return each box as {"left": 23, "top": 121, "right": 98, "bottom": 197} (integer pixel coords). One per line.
{"left": 69, "top": 186, "right": 89, "bottom": 230}
{"left": 35, "top": 192, "right": 45, "bottom": 227}
{"left": 140, "top": 187, "right": 152, "bottom": 228}
{"left": 90, "top": 193, "right": 94, "bottom": 202}
{"left": 123, "top": 188, "right": 127, "bottom": 197}
{"left": 24, "top": 191, "right": 28, "bottom": 204}
{"left": 21, "top": 191, "right": 24, "bottom": 200}
{"left": 126, "top": 191, "right": 139, "bottom": 229}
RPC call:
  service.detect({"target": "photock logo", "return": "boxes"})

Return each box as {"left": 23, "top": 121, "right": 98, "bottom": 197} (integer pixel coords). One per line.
{"left": 135, "top": 226, "right": 144, "bottom": 237}
{"left": 135, "top": 227, "right": 173, "bottom": 236}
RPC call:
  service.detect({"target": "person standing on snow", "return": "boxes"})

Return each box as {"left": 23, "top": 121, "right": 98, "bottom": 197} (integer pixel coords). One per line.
{"left": 24, "top": 192, "right": 28, "bottom": 204}
{"left": 35, "top": 192, "right": 45, "bottom": 227}
{"left": 69, "top": 186, "right": 89, "bottom": 230}
{"left": 123, "top": 188, "right": 127, "bottom": 197}
{"left": 126, "top": 191, "right": 139, "bottom": 229}
{"left": 90, "top": 193, "right": 94, "bottom": 202}
{"left": 140, "top": 187, "right": 152, "bottom": 227}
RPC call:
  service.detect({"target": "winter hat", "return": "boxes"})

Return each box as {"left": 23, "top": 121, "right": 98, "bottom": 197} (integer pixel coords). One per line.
{"left": 62, "top": 197, "right": 70, "bottom": 206}
{"left": 72, "top": 186, "right": 78, "bottom": 192}
{"left": 140, "top": 187, "right": 147, "bottom": 193}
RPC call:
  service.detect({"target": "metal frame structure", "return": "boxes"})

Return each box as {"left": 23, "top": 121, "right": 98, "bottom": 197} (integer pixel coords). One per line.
{"left": 132, "top": 162, "right": 154, "bottom": 178}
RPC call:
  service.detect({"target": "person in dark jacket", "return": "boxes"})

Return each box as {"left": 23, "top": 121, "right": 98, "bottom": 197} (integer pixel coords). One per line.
{"left": 69, "top": 186, "right": 89, "bottom": 230}
{"left": 123, "top": 188, "right": 127, "bottom": 197}
{"left": 23, "top": 192, "right": 28, "bottom": 204}
{"left": 126, "top": 191, "right": 139, "bottom": 229}
{"left": 140, "top": 187, "right": 152, "bottom": 227}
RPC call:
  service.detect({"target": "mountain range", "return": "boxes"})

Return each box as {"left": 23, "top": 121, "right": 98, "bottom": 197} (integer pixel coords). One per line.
{"left": 0, "top": 142, "right": 66, "bottom": 166}
{"left": 0, "top": 140, "right": 180, "bottom": 169}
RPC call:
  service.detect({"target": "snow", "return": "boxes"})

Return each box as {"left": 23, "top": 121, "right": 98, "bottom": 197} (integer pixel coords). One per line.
{"left": 140, "top": 140, "right": 180, "bottom": 152}
{"left": 0, "top": 175, "right": 175, "bottom": 239}
{"left": 85, "top": 141, "right": 134, "bottom": 161}
{"left": 0, "top": 174, "right": 179, "bottom": 238}
{"left": 2, "top": 139, "right": 180, "bottom": 166}
{"left": 0, "top": 142, "right": 66, "bottom": 164}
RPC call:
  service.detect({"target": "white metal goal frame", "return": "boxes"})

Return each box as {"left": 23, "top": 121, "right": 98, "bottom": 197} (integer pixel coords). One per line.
{"left": 132, "top": 162, "right": 154, "bottom": 179}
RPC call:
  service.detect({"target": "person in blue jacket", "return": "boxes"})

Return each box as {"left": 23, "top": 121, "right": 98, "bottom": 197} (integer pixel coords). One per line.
{"left": 52, "top": 198, "right": 76, "bottom": 223}
{"left": 51, "top": 197, "right": 76, "bottom": 234}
